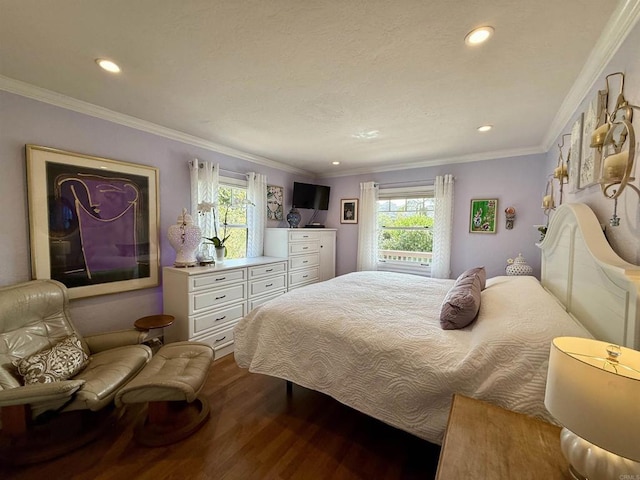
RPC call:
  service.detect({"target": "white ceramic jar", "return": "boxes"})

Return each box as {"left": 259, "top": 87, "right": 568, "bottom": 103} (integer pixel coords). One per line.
{"left": 506, "top": 253, "right": 533, "bottom": 276}
{"left": 167, "top": 209, "right": 201, "bottom": 267}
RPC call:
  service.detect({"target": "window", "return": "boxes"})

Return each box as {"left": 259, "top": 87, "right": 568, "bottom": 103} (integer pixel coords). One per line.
{"left": 377, "top": 186, "right": 434, "bottom": 275}
{"left": 218, "top": 179, "right": 249, "bottom": 259}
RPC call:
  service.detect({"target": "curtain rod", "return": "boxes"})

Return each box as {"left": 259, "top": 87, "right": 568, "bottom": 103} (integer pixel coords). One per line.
{"left": 191, "top": 160, "right": 248, "bottom": 179}
{"left": 376, "top": 178, "right": 436, "bottom": 187}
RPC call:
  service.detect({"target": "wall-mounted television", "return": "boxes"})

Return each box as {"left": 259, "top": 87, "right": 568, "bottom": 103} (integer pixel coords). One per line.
{"left": 292, "top": 182, "right": 330, "bottom": 210}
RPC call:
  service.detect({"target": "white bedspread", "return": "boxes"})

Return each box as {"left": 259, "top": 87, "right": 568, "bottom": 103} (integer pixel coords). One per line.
{"left": 234, "top": 271, "right": 592, "bottom": 444}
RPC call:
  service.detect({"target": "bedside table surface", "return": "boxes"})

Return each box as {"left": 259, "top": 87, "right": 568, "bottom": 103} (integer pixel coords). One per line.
{"left": 436, "top": 394, "right": 571, "bottom": 480}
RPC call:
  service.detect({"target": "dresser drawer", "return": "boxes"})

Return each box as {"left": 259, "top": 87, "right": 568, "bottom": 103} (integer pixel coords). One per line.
{"left": 289, "top": 231, "right": 320, "bottom": 242}
{"left": 249, "top": 274, "right": 287, "bottom": 297}
{"left": 289, "top": 253, "right": 319, "bottom": 270}
{"left": 289, "top": 242, "right": 319, "bottom": 255}
{"left": 192, "top": 283, "right": 246, "bottom": 313}
{"left": 249, "top": 262, "right": 286, "bottom": 279}
{"left": 190, "top": 268, "right": 246, "bottom": 291}
{"left": 248, "top": 290, "right": 286, "bottom": 311}
{"left": 195, "top": 326, "right": 235, "bottom": 359}
{"left": 289, "top": 266, "right": 319, "bottom": 286}
{"left": 192, "top": 302, "right": 246, "bottom": 335}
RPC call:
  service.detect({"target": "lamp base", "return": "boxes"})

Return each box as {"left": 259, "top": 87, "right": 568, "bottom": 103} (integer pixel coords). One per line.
{"left": 560, "top": 428, "right": 640, "bottom": 480}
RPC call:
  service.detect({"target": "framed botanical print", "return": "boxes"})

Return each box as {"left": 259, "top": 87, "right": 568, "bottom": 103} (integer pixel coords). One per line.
{"left": 26, "top": 145, "right": 160, "bottom": 299}
{"left": 469, "top": 199, "right": 497, "bottom": 233}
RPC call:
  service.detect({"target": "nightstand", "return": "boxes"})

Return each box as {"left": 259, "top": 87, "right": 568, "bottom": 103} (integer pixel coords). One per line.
{"left": 436, "top": 394, "right": 571, "bottom": 479}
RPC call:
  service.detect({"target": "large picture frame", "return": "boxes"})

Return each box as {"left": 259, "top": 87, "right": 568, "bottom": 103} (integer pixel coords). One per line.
{"left": 469, "top": 198, "right": 498, "bottom": 233}
{"left": 26, "top": 145, "right": 160, "bottom": 299}
{"left": 340, "top": 198, "right": 358, "bottom": 224}
{"left": 266, "top": 185, "right": 284, "bottom": 221}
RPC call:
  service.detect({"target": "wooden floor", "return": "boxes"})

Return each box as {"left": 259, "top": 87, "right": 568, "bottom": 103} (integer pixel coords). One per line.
{"left": 1, "top": 354, "right": 441, "bottom": 480}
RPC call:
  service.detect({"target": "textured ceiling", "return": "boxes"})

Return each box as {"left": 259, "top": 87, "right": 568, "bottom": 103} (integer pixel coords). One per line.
{"left": 0, "top": 1, "right": 626, "bottom": 176}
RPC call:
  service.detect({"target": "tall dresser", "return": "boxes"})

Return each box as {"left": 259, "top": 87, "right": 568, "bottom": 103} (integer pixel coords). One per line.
{"left": 162, "top": 256, "right": 287, "bottom": 359}
{"left": 264, "top": 228, "right": 336, "bottom": 290}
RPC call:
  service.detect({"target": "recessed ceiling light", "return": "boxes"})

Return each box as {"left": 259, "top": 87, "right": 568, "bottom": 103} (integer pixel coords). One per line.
{"left": 352, "top": 130, "right": 379, "bottom": 140}
{"left": 332, "top": 161, "right": 341, "bottom": 165}
{"left": 465, "top": 26, "right": 494, "bottom": 46}
{"left": 96, "top": 58, "right": 121, "bottom": 73}
{"left": 477, "top": 125, "right": 493, "bottom": 132}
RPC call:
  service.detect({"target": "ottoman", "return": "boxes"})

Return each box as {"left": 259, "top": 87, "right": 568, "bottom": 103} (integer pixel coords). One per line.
{"left": 115, "top": 341, "right": 214, "bottom": 446}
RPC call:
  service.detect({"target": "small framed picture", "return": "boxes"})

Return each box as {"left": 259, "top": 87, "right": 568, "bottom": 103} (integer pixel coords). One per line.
{"left": 469, "top": 198, "right": 498, "bottom": 233}
{"left": 340, "top": 199, "right": 358, "bottom": 224}
{"left": 266, "top": 185, "right": 284, "bottom": 221}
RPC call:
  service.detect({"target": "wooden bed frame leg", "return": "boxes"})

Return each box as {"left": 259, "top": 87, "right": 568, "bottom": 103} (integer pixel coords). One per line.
{"left": 286, "top": 380, "right": 293, "bottom": 397}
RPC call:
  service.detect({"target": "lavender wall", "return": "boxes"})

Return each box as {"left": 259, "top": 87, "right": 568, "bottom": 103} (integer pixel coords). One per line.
{"left": 0, "top": 91, "right": 312, "bottom": 335}
{"left": 544, "top": 21, "right": 640, "bottom": 265}
{"left": 324, "top": 154, "right": 547, "bottom": 279}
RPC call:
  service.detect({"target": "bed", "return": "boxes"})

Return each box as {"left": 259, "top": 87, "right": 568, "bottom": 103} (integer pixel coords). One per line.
{"left": 234, "top": 203, "right": 640, "bottom": 445}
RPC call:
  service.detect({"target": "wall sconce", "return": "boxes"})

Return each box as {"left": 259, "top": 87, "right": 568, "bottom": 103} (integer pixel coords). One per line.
{"left": 504, "top": 206, "right": 516, "bottom": 229}
{"left": 553, "top": 133, "right": 570, "bottom": 206}
{"left": 592, "top": 72, "right": 640, "bottom": 226}
{"left": 542, "top": 176, "right": 555, "bottom": 213}
{"left": 544, "top": 337, "right": 640, "bottom": 480}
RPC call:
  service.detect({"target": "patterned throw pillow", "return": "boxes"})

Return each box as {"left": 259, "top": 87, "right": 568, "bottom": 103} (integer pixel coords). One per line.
{"left": 14, "top": 334, "right": 90, "bottom": 384}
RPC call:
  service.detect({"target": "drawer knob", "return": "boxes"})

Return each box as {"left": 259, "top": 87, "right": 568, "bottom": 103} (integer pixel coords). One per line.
{"left": 214, "top": 336, "right": 227, "bottom": 343}
{"left": 265, "top": 283, "right": 273, "bottom": 287}
{"left": 303, "top": 275, "right": 308, "bottom": 278}
{"left": 302, "top": 247, "right": 308, "bottom": 250}
{"left": 266, "top": 268, "right": 273, "bottom": 272}
{"left": 215, "top": 295, "right": 226, "bottom": 300}
{"left": 303, "top": 260, "right": 308, "bottom": 264}
{"left": 216, "top": 277, "right": 226, "bottom": 281}
{"left": 215, "top": 315, "right": 226, "bottom": 322}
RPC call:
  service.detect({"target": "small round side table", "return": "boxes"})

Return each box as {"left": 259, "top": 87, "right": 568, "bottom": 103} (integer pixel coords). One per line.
{"left": 134, "top": 315, "right": 175, "bottom": 352}
{"left": 134, "top": 314, "right": 175, "bottom": 331}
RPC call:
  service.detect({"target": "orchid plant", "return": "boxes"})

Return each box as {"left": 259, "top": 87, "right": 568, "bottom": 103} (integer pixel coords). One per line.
{"left": 198, "top": 196, "right": 254, "bottom": 250}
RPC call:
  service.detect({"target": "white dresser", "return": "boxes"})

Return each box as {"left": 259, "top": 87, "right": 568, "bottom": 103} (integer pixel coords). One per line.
{"left": 264, "top": 228, "right": 336, "bottom": 290}
{"left": 162, "top": 257, "right": 287, "bottom": 358}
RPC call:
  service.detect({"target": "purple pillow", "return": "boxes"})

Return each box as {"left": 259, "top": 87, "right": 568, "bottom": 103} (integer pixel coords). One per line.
{"left": 456, "top": 266, "right": 486, "bottom": 290}
{"left": 440, "top": 273, "right": 482, "bottom": 330}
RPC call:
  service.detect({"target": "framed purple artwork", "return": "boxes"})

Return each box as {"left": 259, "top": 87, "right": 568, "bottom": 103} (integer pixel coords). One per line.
{"left": 26, "top": 145, "right": 160, "bottom": 299}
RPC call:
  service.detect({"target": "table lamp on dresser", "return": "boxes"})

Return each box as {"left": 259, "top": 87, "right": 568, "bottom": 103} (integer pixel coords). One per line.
{"left": 544, "top": 337, "right": 640, "bottom": 480}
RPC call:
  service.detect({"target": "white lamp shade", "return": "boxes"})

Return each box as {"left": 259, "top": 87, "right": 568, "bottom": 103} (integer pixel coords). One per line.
{"left": 545, "top": 337, "right": 640, "bottom": 462}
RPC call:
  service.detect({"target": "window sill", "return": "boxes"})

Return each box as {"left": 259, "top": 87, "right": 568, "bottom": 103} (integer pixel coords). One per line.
{"left": 377, "top": 261, "right": 431, "bottom": 277}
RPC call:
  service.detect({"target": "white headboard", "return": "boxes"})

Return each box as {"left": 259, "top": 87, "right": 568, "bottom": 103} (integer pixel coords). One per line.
{"left": 539, "top": 203, "right": 640, "bottom": 349}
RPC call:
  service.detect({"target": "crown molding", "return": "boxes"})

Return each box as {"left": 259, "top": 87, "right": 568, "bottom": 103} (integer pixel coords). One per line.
{"left": 0, "top": 75, "right": 312, "bottom": 176}
{"left": 543, "top": 0, "right": 640, "bottom": 150}
{"left": 316, "top": 145, "right": 544, "bottom": 178}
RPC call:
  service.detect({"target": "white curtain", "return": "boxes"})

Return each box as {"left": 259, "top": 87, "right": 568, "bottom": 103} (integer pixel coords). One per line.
{"left": 247, "top": 172, "right": 267, "bottom": 257}
{"left": 189, "top": 159, "right": 219, "bottom": 258}
{"left": 431, "top": 174, "right": 455, "bottom": 279}
{"left": 357, "top": 181, "right": 379, "bottom": 271}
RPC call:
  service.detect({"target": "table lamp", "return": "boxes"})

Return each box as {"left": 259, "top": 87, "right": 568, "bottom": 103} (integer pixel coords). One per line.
{"left": 544, "top": 337, "right": 640, "bottom": 480}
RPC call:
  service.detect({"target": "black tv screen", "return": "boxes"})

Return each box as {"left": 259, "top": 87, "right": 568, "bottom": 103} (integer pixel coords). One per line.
{"left": 292, "top": 182, "right": 330, "bottom": 210}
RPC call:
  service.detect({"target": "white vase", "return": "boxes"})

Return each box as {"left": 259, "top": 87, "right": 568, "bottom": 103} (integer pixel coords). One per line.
{"left": 215, "top": 246, "right": 225, "bottom": 264}
{"left": 167, "top": 209, "right": 201, "bottom": 267}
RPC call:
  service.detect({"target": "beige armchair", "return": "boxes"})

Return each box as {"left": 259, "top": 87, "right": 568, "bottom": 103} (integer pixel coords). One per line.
{"left": 0, "top": 279, "right": 152, "bottom": 462}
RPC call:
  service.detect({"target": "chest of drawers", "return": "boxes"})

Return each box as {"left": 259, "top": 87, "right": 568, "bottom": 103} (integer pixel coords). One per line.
{"left": 162, "top": 257, "right": 287, "bottom": 358}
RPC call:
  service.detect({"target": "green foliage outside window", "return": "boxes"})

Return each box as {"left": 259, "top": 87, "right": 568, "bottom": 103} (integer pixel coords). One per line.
{"left": 377, "top": 197, "right": 434, "bottom": 255}
{"left": 217, "top": 184, "right": 248, "bottom": 259}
